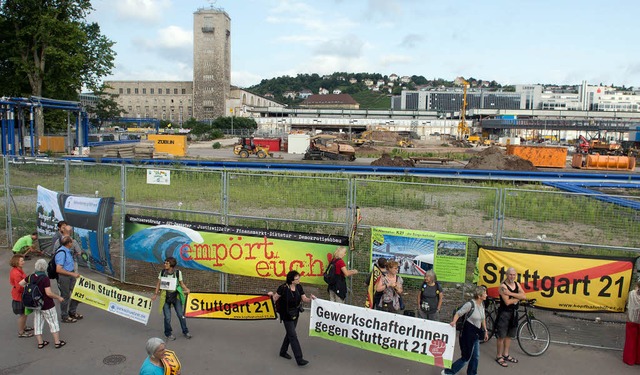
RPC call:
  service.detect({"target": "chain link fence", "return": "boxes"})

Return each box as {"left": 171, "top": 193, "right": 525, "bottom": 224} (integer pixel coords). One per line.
{"left": 2, "top": 156, "right": 638, "bottom": 350}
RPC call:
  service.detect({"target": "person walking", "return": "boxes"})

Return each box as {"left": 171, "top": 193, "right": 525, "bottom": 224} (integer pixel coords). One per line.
{"left": 151, "top": 257, "right": 191, "bottom": 340}
{"left": 55, "top": 236, "right": 82, "bottom": 323}
{"left": 623, "top": 278, "right": 640, "bottom": 366}
{"left": 375, "top": 260, "right": 403, "bottom": 313}
{"left": 19, "top": 259, "right": 66, "bottom": 349}
{"left": 49, "top": 221, "right": 67, "bottom": 256}
{"left": 139, "top": 337, "right": 183, "bottom": 375}
{"left": 269, "top": 270, "right": 315, "bottom": 366}
{"left": 495, "top": 267, "right": 526, "bottom": 367}
{"left": 417, "top": 269, "right": 443, "bottom": 321}
{"left": 9, "top": 254, "right": 33, "bottom": 338}
{"left": 442, "top": 285, "right": 489, "bottom": 375}
{"left": 327, "top": 246, "right": 358, "bottom": 303}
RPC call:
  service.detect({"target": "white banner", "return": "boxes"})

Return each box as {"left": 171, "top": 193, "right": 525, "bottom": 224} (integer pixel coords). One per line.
{"left": 309, "top": 299, "right": 455, "bottom": 368}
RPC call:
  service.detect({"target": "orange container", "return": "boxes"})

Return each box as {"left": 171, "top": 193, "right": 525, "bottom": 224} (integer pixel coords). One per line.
{"left": 586, "top": 154, "right": 636, "bottom": 170}
{"left": 147, "top": 134, "right": 187, "bottom": 156}
{"left": 40, "top": 136, "right": 66, "bottom": 153}
{"left": 506, "top": 145, "right": 568, "bottom": 168}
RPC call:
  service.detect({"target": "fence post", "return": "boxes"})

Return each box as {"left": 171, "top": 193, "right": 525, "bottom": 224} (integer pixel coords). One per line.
{"left": 120, "top": 164, "right": 127, "bottom": 283}
{"left": 4, "top": 156, "right": 13, "bottom": 246}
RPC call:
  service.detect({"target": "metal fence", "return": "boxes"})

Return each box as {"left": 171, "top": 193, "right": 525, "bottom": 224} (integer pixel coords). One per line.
{"left": 2, "top": 156, "right": 639, "bottom": 351}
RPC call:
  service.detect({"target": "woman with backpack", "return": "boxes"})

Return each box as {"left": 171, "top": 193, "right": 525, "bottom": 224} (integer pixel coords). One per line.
{"left": 417, "top": 269, "right": 444, "bottom": 321}
{"left": 19, "top": 259, "right": 66, "bottom": 349}
{"left": 9, "top": 254, "right": 33, "bottom": 338}
{"left": 375, "top": 260, "right": 403, "bottom": 313}
{"left": 442, "top": 285, "right": 489, "bottom": 375}
{"left": 269, "top": 270, "right": 316, "bottom": 367}
{"left": 326, "top": 246, "right": 358, "bottom": 303}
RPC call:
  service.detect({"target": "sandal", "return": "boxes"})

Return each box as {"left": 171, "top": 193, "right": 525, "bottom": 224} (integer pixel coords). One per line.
{"left": 70, "top": 313, "right": 83, "bottom": 320}
{"left": 24, "top": 326, "right": 34, "bottom": 332}
{"left": 18, "top": 331, "right": 34, "bottom": 338}
{"left": 38, "top": 341, "right": 49, "bottom": 349}
{"left": 55, "top": 340, "right": 66, "bottom": 349}
{"left": 495, "top": 357, "right": 508, "bottom": 367}
{"left": 61, "top": 316, "right": 77, "bottom": 323}
{"left": 503, "top": 355, "right": 518, "bottom": 363}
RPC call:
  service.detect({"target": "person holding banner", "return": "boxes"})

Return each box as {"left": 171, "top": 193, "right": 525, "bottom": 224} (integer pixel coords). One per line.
{"left": 269, "top": 270, "right": 316, "bottom": 367}
{"left": 56, "top": 236, "right": 83, "bottom": 323}
{"left": 417, "top": 270, "right": 443, "bottom": 321}
{"left": 495, "top": 267, "right": 526, "bottom": 367}
{"left": 151, "top": 257, "right": 191, "bottom": 340}
{"left": 375, "top": 260, "right": 403, "bottom": 313}
{"left": 328, "top": 246, "right": 358, "bottom": 303}
{"left": 443, "top": 285, "right": 489, "bottom": 375}
{"left": 366, "top": 257, "right": 387, "bottom": 310}
{"left": 623, "top": 278, "right": 640, "bottom": 366}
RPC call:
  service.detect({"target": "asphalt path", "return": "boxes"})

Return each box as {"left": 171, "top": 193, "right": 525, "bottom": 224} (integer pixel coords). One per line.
{"left": 2, "top": 250, "right": 638, "bottom": 374}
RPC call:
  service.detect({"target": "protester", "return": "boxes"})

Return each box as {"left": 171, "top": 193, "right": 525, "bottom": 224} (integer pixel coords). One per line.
{"left": 442, "top": 285, "right": 489, "bottom": 375}
{"left": 9, "top": 254, "right": 33, "bottom": 338}
{"left": 12, "top": 232, "right": 42, "bottom": 259}
{"left": 417, "top": 269, "right": 443, "bottom": 321}
{"left": 495, "top": 267, "right": 526, "bottom": 367}
{"left": 327, "top": 246, "right": 358, "bottom": 303}
{"left": 623, "top": 278, "right": 640, "bottom": 366}
{"left": 55, "top": 236, "right": 82, "bottom": 323}
{"left": 19, "top": 259, "right": 65, "bottom": 349}
{"left": 140, "top": 337, "right": 166, "bottom": 375}
{"left": 375, "top": 260, "right": 403, "bottom": 313}
{"left": 54, "top": 225, "right": 84, "bottom": 272}
{"left": 269, "top": 270, "right": 315, "bottom": 366}
{"left": 366, "top": 257, "right": 387, "bottom": 309}
{"left": 49, "top": 221, "right": 67, "bottom": 256}
{"left": 151, "top": 257, "right": 191, "bottom": 340}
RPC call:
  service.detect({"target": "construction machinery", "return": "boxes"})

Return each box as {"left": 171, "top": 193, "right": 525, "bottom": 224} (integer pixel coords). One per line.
{"left": 571, "top": 153, "right": 636, "bottom": 171}
{"left": 576, "top": 135, "right": 622, "bottom": 155}
{"left": 352, "top": 127, "right": 390, "bottom": 147}
{"left": 396, "top": 137, "right": 414, "bottom": 148}
{"left": 457, "top": 79, "right": 470, "bottom": 139}
{"left": 303, "top": 135, "right": 356, "bottom": 161}
{"left": 233, "top": 137, "right": 272, "bottom": 158}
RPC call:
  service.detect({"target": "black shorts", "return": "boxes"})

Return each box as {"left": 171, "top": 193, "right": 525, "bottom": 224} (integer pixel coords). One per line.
{"left": 495, "top": 309, "right": 517, "bottom": 338}
{"left": 12, "top": 300, "right": 25, "bottom": 315}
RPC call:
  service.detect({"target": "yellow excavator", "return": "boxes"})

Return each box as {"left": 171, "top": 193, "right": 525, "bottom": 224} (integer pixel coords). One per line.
{"left": 457, "top": 79, "right": 470, "bottom": 139}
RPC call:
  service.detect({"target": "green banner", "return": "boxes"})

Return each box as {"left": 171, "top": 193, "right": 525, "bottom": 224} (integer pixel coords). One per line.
{"left": 371, "top": 227, "right": 468, "bottom": 282}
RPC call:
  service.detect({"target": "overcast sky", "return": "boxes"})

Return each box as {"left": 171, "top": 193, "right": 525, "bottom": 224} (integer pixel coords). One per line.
{"left": 89, "top": 0, "right": 640, "bottom": 88}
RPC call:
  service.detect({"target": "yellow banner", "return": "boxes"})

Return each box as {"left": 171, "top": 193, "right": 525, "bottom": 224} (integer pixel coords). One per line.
{"left": 162, "top": 350, "right": 181, "bottom": 375}
{"left": 71, "top": 275, "right": 152, "bottom": 324}
{"left": 184, "top": 292, "right": 277, "bottom": 320}
{"left": 478, "top": 247, "right": 636, "bottom": 312}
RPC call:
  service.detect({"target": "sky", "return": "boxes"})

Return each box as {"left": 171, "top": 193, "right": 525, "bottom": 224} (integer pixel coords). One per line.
{"left": 89, "top": 0, "right": 640, "bottom": 89}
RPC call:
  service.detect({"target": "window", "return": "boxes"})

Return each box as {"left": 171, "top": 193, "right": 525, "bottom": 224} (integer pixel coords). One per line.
{"left": 142, "top": 88, "right": 146, "bottom": 94}
{"left": 182, "top": 89, "right": 186, "bottom": 94}
{"left": 119, "top": 88, "right": 123, "bottom": 94}
{"left": 166, "top": 88, "right": 170, "bottom": 94}
{"left": 127, "top": 88, "right": 131, "bottom": 94}
{"left": 134, "top": 88, "right": 139, "bottom": 94}
{"left": 174, "top": 88, "right": 178, "bottom": 94}
{"left": 158, "top": 88, "right": 162, "bottom": 94}
{"left": 150, "top": 88, "right": 154, "bottom": 94}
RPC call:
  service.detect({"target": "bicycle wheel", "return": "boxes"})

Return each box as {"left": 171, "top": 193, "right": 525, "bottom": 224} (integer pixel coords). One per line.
{"left": 517, "top": 318, "right": 550, "bottom": 356}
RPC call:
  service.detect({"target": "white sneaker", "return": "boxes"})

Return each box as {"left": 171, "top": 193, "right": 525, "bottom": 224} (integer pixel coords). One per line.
{"left": 441, "top": 370, "right": 447, "bottom": 375}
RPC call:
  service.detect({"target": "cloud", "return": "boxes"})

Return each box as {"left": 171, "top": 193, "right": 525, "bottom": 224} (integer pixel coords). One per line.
{"left": 313, "top": 35, "right": 364, "bottom": 58}
{"left": 131, "top": 25, "right": 192, "bottom": 64}
{"left": 112, "top": 0, "right": 171, "bottom": 24}
{"left": 379, "top": 54, "right": 413, "bottom": 67}
{"left": 232, "top": 71, "right": 264, "bottom": 88}
{"left": 399, "top": 34, "right": 424, "bottom": 49}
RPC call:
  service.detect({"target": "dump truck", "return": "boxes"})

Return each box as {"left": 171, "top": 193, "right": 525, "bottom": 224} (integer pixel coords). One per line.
{"left": 303, "top": 135, "right": 356, "bottom": 161}
{"left": 576, "top": 136, "right": 622, "bottom": 155}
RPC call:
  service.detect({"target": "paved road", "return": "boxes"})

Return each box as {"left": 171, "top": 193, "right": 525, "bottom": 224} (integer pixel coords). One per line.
{"left": 1, "top": 250, "right": 637, "bottom": 374}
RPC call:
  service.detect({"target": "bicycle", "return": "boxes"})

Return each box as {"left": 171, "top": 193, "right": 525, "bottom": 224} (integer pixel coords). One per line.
{"left": 482, "top": 297, "right": 550, "bottom": 356}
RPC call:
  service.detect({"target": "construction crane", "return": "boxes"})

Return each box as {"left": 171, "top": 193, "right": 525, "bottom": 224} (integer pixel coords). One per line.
{"left": 457, "top": 79, "right": 470, "bottom": 139}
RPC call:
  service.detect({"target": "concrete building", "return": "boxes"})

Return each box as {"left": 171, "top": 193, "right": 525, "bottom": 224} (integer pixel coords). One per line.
{"left": 104, "top": 81, "right": 193, "bottom": 123}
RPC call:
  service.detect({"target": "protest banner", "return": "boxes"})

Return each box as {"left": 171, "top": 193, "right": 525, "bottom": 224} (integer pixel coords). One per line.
{"left": 185, "top": 292, "right": 276, "bottom": 320}
{"left": 71, "top": 275, "right": 151, "bottom": 324}
{"left": 310, "top": 299, "right": 455, "bottom": 368}
{"left": 478, "top": 246, "right": 637, "bottom": 312}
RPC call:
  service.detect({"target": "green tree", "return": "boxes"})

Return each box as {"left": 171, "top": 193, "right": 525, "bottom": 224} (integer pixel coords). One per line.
{"left": 0, "top": 0, "right": 115, "bottom": 132}
{"left": 86, "top": 84, "right": 124, "bottom": 132}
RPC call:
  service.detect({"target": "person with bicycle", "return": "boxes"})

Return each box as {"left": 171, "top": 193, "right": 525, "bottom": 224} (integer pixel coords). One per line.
{"left": 495, "top": 267, "right": 526, "bottom": 367}
{"left": 442, "top": 285, "right": 489, "bottom": 375}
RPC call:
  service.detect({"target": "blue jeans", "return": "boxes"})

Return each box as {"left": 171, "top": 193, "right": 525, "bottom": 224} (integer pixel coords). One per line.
{"left": 162, "top": 298, "right": 189, "bottom": 337}
{"left": 446, "top": 338, "right": 479, "bottom": 375}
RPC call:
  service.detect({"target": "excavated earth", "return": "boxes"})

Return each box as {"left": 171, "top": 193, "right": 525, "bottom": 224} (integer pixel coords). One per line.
{"left": 464, "top": 146, "right": 538, "bottom": 171}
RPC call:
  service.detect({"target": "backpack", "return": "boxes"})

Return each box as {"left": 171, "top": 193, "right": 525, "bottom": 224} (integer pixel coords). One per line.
{"left": 22, "top": 274, "right": 45, "bottom": 310}
{"left": 453, "top": 301, "right": 475, "bottom": 331}
{"left": 47, "top": 249, "right": 66, "bottom": 280}
{"left": 323, "top": 258, "right": 338, "bottom": 285}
